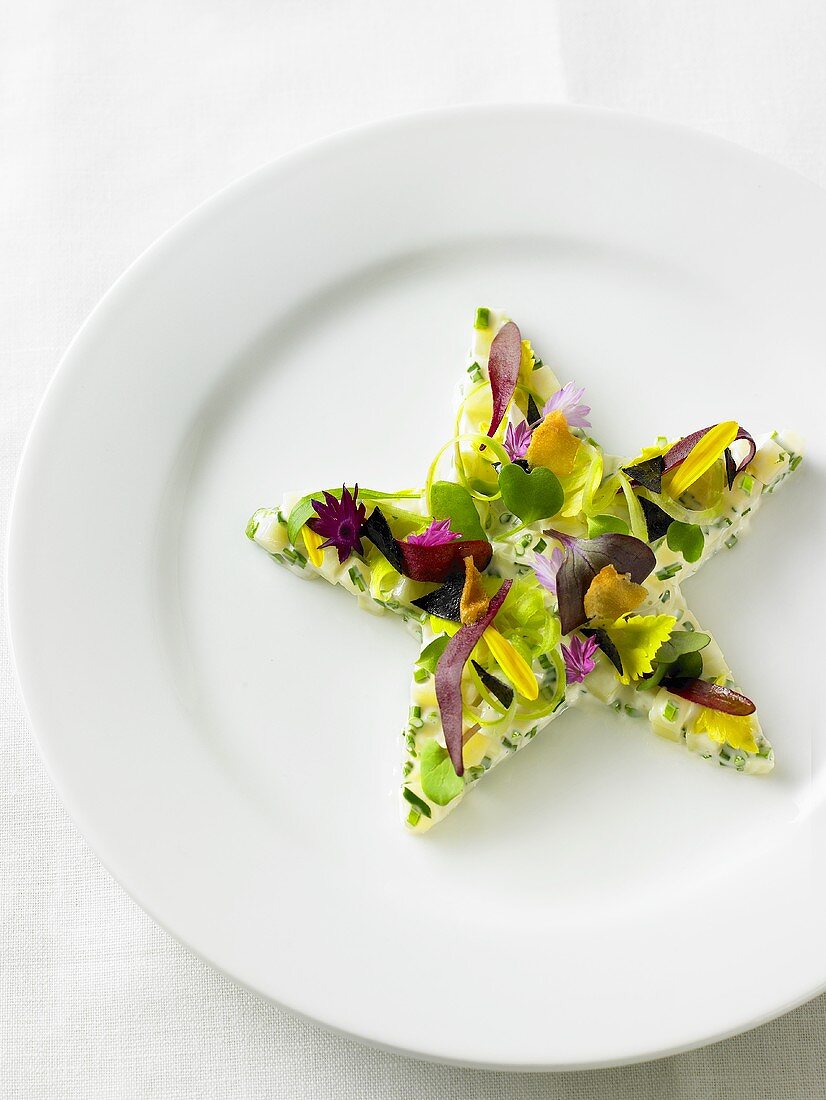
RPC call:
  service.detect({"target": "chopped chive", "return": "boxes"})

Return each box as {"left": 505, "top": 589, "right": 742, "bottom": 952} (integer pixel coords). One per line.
{"left": 348, "top": 565, "right": 366, "bottom": 591}
{"left": 740, "top": 474, "right": 754, "bottom": 495}
{"left": 466, "top": 765, "right": 485, "bottom": 780}
{"left": 481, "top": 755, "right": 493, "bottom": 770}
{"left": 270, "top": 552, "right": 285, "bottom": 564}
{"left": 501, "top": 737, "right": 517, "bottom": 751}
{"left": 682, "top": 621, "right": 695, "bottom": 632}
{"left": 656, "top": 563, "right": 682, "bottom": 581}
{"left": 790, "top": 453, "right": 803, "bottom": 471}
{"left": 659, "top": 589, "right": 671, "bottom": 603}
{"left": 468, "top": 362, "right": 483, "bottom": 383}
{"left": 534, "top": 538, "right": 547, "bottom": 554}
{"left": 663, "top": 701, "right": 679, "bottom": 722}
{"left": 613, "top": 700, "right": 622, "bottom": 711}
{"left": 724, "top": 534, "right": 738, "bottom": 550}
{"left": 531, "top": 357, "right": 544, "bottom": 371}
{"left": 282, "top": 548, "right": 307, "bottom": 568}
{"left": 406, "top": 809, "right": 421, "bottom": 827}
{"left": 499, "top": 512, "right": 513, "bottom": 524}
{"left": 537, "top": 653, "right": 552, "bottom": 670}
{"left": 410, "top": 705, "right": 421, "bottom": 719}
{"left": 402, "top": 760, "right": 413, "bottom": 777}
{"left": 624, "top": 704, "right": 638, "bottom": 717}
{"left": 245, "top": 516, "right": 259, "bottom": 540}
{"left": 474, "top": 307, "right": 490, "bottom": 330}
{"left": 402, "top": 787, "right": 431, "bottom": 818}
{"left": 413, "top": 668, "right": 429, "bottom": 684}
{"left": 525, "top": 726, "right": 538, "bottom": 740}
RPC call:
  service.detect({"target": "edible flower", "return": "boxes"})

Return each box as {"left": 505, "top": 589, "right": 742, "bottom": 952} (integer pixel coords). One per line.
{"left": 530, "top": 547, "right": 564, "bottom": 595}
{"left": 695, "top": 709, "right": 759, "bottom": 754}
{"left": 405, "top": 518, "right": 462, "bottom": 547}
{"left": 561, "top": 634, "right": 598, "bottom": 684}
{"left": 308, "top": 485, "right": 366, "bottom": 563}
{"left": 542, "top": 381, "right": 591, "bottom": 428}
{"left": 606, "top": 614, "right": 676, "bottom": 684}
{"left": 503, "top": 419, "right": 532, "bottom": 462}
{"left": 526, "top": 411, "right": 580, "bottom": 476}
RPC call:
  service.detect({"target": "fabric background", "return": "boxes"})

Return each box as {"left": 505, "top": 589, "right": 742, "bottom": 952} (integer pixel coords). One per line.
{"left": 2, "top": 2, "right": 826, "bottom": 1096}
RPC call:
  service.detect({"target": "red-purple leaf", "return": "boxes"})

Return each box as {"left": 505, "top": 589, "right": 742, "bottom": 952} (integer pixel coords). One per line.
{"left": 546, "top": 531, "right": 656, "bottom": 635}
{"left": 664, "top": 425, "right": 755, "bottom": 477}
{"left": 435, "top": 581, "right": 512, "bottom": 775}
{"left": 487, "top": 321, "right": 522, "bottom": 438}
{"left": 664, "top": 677, "right": 756, "bottom": 716}
{"left": 397, "top": 539, "right": 492, "bottom": 583}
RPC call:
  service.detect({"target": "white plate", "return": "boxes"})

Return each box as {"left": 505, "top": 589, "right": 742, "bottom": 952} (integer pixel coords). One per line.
{"left": 7, "top": 105, "right": 826, "bottom": 1069}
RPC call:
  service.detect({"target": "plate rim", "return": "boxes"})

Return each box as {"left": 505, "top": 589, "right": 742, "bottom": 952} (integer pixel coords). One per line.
{"left": 7, "top": 101, "right": 826, "bottom": 1070}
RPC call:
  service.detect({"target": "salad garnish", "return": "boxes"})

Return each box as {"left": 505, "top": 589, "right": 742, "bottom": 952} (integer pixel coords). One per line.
{"left": 542, "top": 381, "right": 591, "bottom": 428}
{"left": 486, "top": 320, "right": 522, "bottom": 439}
{"left": 435, "top": 580, "right": 512, "bottom": 775}
{"left": 561, "top": 634, "right": 598, "bottom": 684}
{"left": 308, "top": 485, "right": 366, "bottom": 563}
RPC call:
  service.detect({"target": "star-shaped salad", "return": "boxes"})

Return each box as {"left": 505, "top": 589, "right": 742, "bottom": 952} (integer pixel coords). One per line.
{"left": 247, "top": 308, "right": 802, "bottom": 832}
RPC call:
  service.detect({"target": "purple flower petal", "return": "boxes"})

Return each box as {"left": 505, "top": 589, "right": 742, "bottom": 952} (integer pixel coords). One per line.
{"left": 405, "top": 518, "right": 462, "bottom": 547}
{"left": 542, "top": 382, "right": 591, "bottom": 429}
{"left": 504, "top": 420, "right": 532, "bottom": 461}
{"left": 308, "top": 484, "right": 366, "bottom": 563}
{"left": 530, "top": 547, "right": 563, "bottom": 595}
{"left": 561, "top": 634, "right": 598, "bottom": 684}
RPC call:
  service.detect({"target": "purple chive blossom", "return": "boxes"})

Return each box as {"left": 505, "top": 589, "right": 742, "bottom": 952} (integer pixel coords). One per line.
{"left": 530, "top": 547, "right": 564, "bottom": 595}
{"left": 561, "top": 634, "right": 598, "bottom": 685}
{"left": 405, "top": 518, "right": 462, "bottom": 547}
{"left": 504, "top": 420, "right": 533, "bottom": 461}
{"left": 542, "top": 382, "right": 591, "bottom": 428}
{"left": 308, "top": 485, "right": 366, "bottom": 563}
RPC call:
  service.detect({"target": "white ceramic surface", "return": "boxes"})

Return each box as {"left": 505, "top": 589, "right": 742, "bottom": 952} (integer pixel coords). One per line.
{"left": 7, "top": 105, "right": 826, "bottom": 1069}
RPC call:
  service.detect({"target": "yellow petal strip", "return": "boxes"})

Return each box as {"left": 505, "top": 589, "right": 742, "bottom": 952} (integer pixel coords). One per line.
{"left": 302, "top": 524, "right": 325, "bottom": 567}
{"left": 667, "top": 421, "right": 738, "bottom": 498}
{"left": 695, "top": 709, "right": 759, "bottom": 754}
{"left": 483, "top": 626, "right": 539, "bottom": 700}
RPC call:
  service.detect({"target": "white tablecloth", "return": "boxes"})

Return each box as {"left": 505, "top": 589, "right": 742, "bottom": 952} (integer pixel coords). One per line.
{"left": 3, "top": 2, "right": 826, "bottom": 1095}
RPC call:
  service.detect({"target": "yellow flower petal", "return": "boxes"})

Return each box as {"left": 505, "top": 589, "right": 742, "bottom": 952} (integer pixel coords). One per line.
{"left": 667, "top": 421, "right": 739, "bottom": 498}
{"left": 695, "top": 709, "right": 759, "bottom": 753}
{"left": 606, "top": 615, "right": 676, "bottom": 685}
{"left": 302, "top": 525, "right": 325, "bottom": 567}
{"left": 483, "top": 626, "right": 539, "bottom": 700}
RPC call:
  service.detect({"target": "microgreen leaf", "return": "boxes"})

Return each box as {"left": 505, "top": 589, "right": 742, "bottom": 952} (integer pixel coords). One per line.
{"left": 663, "top": 678, "right": 755, "bottom": 716}
{"left": 471, "top": 660, "right": 514, "bottom": 708}
{"left": 361, "top": 507, "right": 404, "bottom": 571}
{"left": 417, "top": 635, "right": 451, "bottom": 674}
{"left": 638, "top": 496, "right": 673, "bottom": 542}
{"left": 499, "top": 463, "right": 563, "bottom": 526}
{"left": 668, "top": 650, "right": 703, "bottom": 679}
{"left": 586, "top": 514, "right": 630, "bottom": 538}
{"left": 666, "top": 520, "right": 705, "bottom": 564}
{"left": 420, "top": 740, "right": 465, "bottom": 806}
{"left": 435, "top": 580, "right": 512, "bottom": 775}
{"left": 487, "top": 321, "right": 522, "bottom": 438}
{"left": 623, "top": 455, "right": 664, "bottom": 494}
{"left": 655, "top": 629, "right": 710, "bottom": 664}
{"left": 547, "top": 532, "right": 656, "bottom": 635}
{"left": 412, "top": 575, "right": 465, "bottom": 622}
{"left": 429, "top": 480, "right": 486, "bottom": 541}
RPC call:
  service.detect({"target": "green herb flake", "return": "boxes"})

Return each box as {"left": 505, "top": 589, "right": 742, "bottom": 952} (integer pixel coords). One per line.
{"left": 656, "top": 563, "right": 682, "bottom": 581}
{"left": 663, "top": 701, "right": 679, "bottom": 722}
{"left": 474, "top": 307, "right": 491, "bottom": 330}
{"left": 402, "top": 787, "right": 432, "bottom": 818}
{"left": 413, "top": 668, "right": 430, "bottom": 684}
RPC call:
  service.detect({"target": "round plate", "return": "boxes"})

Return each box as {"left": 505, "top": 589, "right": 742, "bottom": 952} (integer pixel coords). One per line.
{"left": 8, "top": 105, "right": 826, "bottom": 1069}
